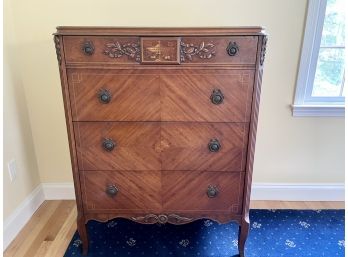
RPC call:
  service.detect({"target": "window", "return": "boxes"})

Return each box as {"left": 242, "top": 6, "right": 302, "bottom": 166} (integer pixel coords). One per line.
{"left": 293, "top": 0, "right": 345, "bottom": 116}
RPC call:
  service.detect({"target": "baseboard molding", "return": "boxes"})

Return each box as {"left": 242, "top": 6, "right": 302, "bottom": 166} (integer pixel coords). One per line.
{"left": 4, "top": 182, "right": 344, "bottom": 250}
{"left": 42, "top": 183, "right": 76, "bottom": 200}
{"left": 251, "top": 183, "right": 345, "bottom": 201}
{"left": 4, "top": 184, "right": 45, "bottom": 250}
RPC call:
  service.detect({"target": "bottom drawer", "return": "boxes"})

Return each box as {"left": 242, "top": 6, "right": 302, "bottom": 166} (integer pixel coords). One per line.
{"left": 81, "top": 171, "right": 162, "bottom": 212}
{"left": 81, "top": 170, "right": 244, "bottom": 214}
{"left": 162, "top": 171, "right": 244, "bottom": 213}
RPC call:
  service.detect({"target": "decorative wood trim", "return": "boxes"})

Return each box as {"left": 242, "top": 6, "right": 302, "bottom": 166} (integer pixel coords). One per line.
{"left": 141, "top": 37, "right": 180, "bottom": 64}
{"left": 103, "top": 41, "right": 141, "bottom": 62}
{"left": 242, "top": 35, "right": 267, "bottom": 217}
{"left": 56, "top": 35, "right": 86, "bottom": 227}
{"left": 180, "top": 41, "right": 216, "bottom": 62}
{"left": 131, "top": 214, "right": 193, "bottom": 224}
{"left": 55, "top": 26, "right": 266, "bottom": 36}
{"left": 260, "top": 36, "right": 268, "bottom": 65}
{"left": 53, "top": 35, "right": 62, "bottom": 66}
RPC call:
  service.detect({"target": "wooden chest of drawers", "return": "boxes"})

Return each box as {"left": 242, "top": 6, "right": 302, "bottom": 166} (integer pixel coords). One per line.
{"left": 54, "top": 27, "right": 267, "bottom": 257}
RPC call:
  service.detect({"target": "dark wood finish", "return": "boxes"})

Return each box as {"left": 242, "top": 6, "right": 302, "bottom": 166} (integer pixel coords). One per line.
{"left": 54, "top": 27, "right": 267, "bottom": 257}
{"left": 162, "top": 171, "right": 244, "bottom": 212}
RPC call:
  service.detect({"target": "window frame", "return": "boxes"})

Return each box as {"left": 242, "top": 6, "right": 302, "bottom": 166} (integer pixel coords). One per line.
{"left": 292, "top": 0, "right": 345, "bottom": 117}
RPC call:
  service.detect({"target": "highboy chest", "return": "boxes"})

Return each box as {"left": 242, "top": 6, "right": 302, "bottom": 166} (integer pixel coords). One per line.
{"left": 53, "top": 27, "right": 267, "bottom": 257}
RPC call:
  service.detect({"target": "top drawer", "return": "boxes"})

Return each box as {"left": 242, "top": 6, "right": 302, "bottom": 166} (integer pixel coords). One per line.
{"left": 62, "top": 36, "right": 258, "bottom": 65}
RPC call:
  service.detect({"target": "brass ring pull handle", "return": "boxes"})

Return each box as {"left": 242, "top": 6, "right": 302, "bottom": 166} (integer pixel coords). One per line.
{"left": 106, "top": 185, "right": 119, "bottom": 197}
{"left": 102, "top": 138, "right": 116, "bottom": 152}
{"left": 207, "top": 185, "right": 219, "bottom": 198}
{"left": 82, "top": 41, "right": 95, "bottom": 55}
{"left": 210, "top": 89, "right": 224, "bottom": 105}
{"left": 98, "top": 89, "right": 111, "bottom": 104}
{"left": 226, "top": 41, "right": 239, "bottom": 56}
{"left": 208, "top": 139, "right": 221, "bottom": 152}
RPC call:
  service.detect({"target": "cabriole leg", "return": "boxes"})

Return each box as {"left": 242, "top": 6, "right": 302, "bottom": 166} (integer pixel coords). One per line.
{"left": 238, "top": 216, "right": 250, "bottom": 257}
{"left": 77, "top": 215, "right": 89, "bottom": 255}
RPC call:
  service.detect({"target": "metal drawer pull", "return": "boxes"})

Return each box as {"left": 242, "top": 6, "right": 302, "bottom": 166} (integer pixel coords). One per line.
{"left": 102, "top": 138, "right": 116, "bottom": 152}
{"left": 208, "top": 138, "right": 221, "bottom": 152}
{"left": 226, "top": 41, "right": 239, "bottom": 56}
{"left": 82, "top": 40, "right": 95, "bottom": 55}
{"left": 207, "top": 185, "right": 219, "bottom": 198}
{"left": 106, "top": 185, "right": 119, "bottom": 197}
{"left": 98, "top": 89, "right": 112, "bottom": 104}
{"left": 210, "top": 89, "right": 224, "bottom": 105}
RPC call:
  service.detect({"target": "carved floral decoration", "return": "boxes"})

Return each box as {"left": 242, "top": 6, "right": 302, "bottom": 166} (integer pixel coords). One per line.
{"left": 103, "top": 41, "right": 141, "bottom": 62}
{"left": 131, "top": 214, "right": 193, "bottom": 224}
{"left": 180, "top": 41, "right": 216, "bottom": 62}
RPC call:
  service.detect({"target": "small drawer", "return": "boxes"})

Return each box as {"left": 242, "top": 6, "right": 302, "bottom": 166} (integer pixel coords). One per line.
{"left": 74, "top": 122, "right": 162, "bottom": 171}
{"left": 63, "top": 36, "right": 141, "bottom": 64}
{"left": 81, "top": 170, "right": 161, "bottom": 212}
{"left": 162, "top": 171, "right": 244, "bottom": 213}
{"left": 161, "top": 122, "right": 248, "bottom": 171}
{"left": 180, "top": 36, "right": 258, "bottom": 65}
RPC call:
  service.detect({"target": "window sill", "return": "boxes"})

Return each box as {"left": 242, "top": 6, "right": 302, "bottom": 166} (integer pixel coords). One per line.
{"left": 291, "top": 104, "right": 345, "bottom": 117}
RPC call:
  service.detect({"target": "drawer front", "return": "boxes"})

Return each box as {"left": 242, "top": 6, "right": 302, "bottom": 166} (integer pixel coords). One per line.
{"left": 68, "top": 71, "right": 161, "bottom": 121}
{"left": 161, "top": 70, "right": 254, "bottom": 122}
{"left": 63, "top": 36, "right": 258, "bottom": 65}
{"left": 74, "top": 122, "right": 161, "bottom": 170}
{"left": 68, "top": 69, "right": 254, "bottom": 122}
{"left": 162, "top": 171, "right": 244, "bottom": 213}
{"left": 75, "top": 122, "right": 248, "bottom": 171}
{"left": 161, "top": 123, "right": 248, "bottom": 171}
{"left": 63, "top": 36, "right": 141, "bottom": 64}
{"left": 81, "top": 170, "right": 161, "bottom": 211}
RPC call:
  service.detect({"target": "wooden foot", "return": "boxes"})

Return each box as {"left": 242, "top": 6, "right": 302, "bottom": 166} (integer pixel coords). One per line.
{"left": 77, "top": 215, "right": 89, "bottom": 255}
{"left": 238, "top": 216, "right": 250, "bottom": 257}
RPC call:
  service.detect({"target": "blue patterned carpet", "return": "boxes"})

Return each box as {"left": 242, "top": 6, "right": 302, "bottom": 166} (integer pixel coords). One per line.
{"left": 64, "top": 210, "right": 344, "bottom": 257}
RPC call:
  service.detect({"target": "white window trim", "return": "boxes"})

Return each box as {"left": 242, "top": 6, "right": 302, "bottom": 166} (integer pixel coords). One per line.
{"left": 292, "top": 0, "right": 345, "bottom": 117}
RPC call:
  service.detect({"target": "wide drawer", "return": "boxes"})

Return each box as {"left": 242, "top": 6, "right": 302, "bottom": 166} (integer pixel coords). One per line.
{"left": 81, "top": 170, "right": 162, "bottom": 211}
{"left": 162, "top": 171, "right": 244, "bottom": 213}
{"left": 74, "top": 122, "right": 248, "bottom": 171}
{"left": 81, "top": 170, "right": 243, "bottom": 214}
{"left": 68, "top": 69, "right": 254, "bottom": 122}
{"left": 63, "top": 36, "right": 258, "bottom": 65}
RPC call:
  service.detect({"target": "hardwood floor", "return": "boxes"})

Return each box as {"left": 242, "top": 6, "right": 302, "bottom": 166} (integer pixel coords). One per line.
{"left": 4, "top": 200, "right": 344, "bottom": 257}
